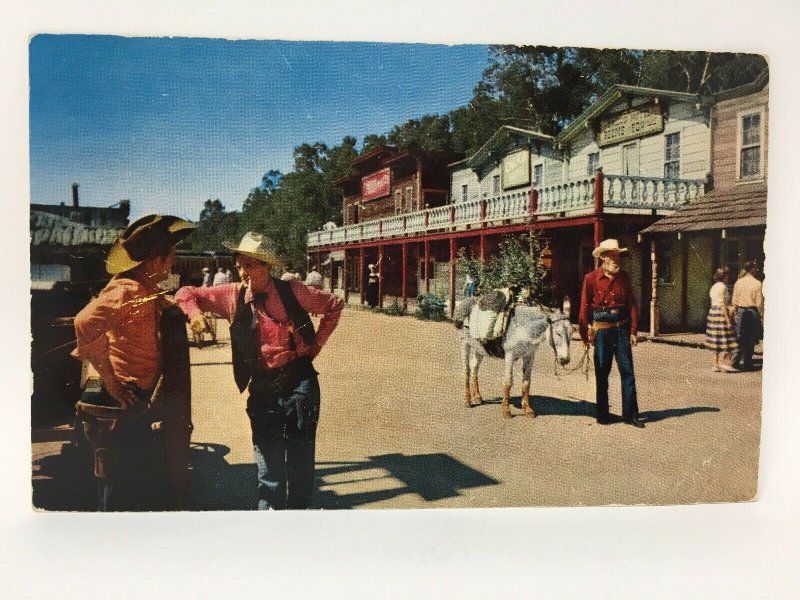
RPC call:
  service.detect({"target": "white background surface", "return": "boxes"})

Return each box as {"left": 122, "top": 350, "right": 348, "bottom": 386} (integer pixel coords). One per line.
{"left": 3, "top": 1, "right": 798, "bottom": 598}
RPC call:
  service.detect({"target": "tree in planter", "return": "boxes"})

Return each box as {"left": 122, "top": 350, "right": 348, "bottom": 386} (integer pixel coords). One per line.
{"left": 457, "top": 233, "right": 549, "bottom": 304}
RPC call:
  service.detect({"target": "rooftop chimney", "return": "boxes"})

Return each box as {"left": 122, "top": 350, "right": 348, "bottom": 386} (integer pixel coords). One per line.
{"left": 71, "top": 183, "right": 79, "bottom": 208}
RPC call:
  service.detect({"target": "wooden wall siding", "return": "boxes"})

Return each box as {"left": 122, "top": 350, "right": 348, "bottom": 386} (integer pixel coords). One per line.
{"left": 567, "top": 99, "right": 710, "bottom": 182}
{"left": 451, "top": 168, "right": 481, "bottom": 203}
{"left": 711, "top": 87, "right": 769, "bottom": 191}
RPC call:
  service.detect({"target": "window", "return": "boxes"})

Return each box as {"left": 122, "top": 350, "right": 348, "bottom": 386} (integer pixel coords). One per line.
{"left": 740, "top": 112, "right": 762, "bottom": 179}
{"left": 622, "top": 143, "right": 639, "bottom": 176}
{"left": 664, "top": 132, "right": 680, "bottom": 179}
{"left": 493, "top": 174, "right": 500, "bottom": 194}
{"left": 405, "top": 186, "right": 413, "bottom": 212}
{"left": 394, "top": 190, "right": 402, "bottom": 215}
{"left": 461, "top": 184, "right": 468, "bottom": 203}
{"left": 533, "top": 164, "right": 543, "bottom": 186}
{"left": 587, "top": 152, "right": 599, "bottom": 176}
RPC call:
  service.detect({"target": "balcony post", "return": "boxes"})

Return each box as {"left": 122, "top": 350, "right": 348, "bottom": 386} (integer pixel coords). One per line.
{"left": 529, "top": 187, "right": 538, "bottom": 223}
{"left": 450, "top": 205, "right": 455, "bottom": 230}
{"left": 449, "top": 237, "right": 456, "bottom": 318}
{"left": 424, "top": 240, "right": 430, "bottom": 294}
{"left": 593, "top": 167, "right": 604, "bottom": 266}
{"left": 424, "top": 209, "right": 429, "bottom": 231}
{"left": 480, "top": 196, "right": 487, "bottom": 227}
{"left": 402, "top": 242, "right": 408, "bottom": 309}
{"left": 342, "top": 249, "right": 348, "bottom": 304}
{"left": 378, "top": 244, "right": 384, "bottom": 309}
{"left": 359, "top": 247, "right": 365, "bottom": 305}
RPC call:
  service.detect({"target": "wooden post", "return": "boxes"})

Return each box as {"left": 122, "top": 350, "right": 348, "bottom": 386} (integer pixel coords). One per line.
{"left": 342, "top": 249, "right": 349, "bottom": 304}
{"left": 359, "top": 247, "right": 365, "bottom": 305}
{"left": 480, "top": 196, "right": 487, "bottom": 227}
{"left": 449, "top": 237, "right": 456, "bottom": 318}
{"left": 424, "top": 240, "right": 430, "bottom": 294}
{"left": 378, "top": 244, "right": 384, "bottom": 309}
{"left": 479, "top": 234, "right": 486, "bottom": 263}
{"left": 316, "top": 252, "right": 321, "bottom": 273}
{"left": 450, "top": 205, "right": 455, "bottom": 230}
{"left": 593, "top": 168, "right": 604, "bottom": 268}
{"left": 679, "top": 234, "right": 688, "bottom": 331}
{"left": 401, "top": 242, "right": 408, "bottom": 309}
{"left": 650, "top": 239, "right": 659, "bottom": 337}
{"left": 529, "top": 187, "right": 538, "bottom": 222}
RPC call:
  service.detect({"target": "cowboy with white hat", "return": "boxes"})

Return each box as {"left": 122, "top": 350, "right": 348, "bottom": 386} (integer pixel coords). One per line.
{"left": 174, "top": 232, "right": 344, "bottom": 509}
{"left": 72, "top": 214, "right": 196, "bottom": 510}
{"left": 578, "top": 239, "right": 645, "bottom": 428}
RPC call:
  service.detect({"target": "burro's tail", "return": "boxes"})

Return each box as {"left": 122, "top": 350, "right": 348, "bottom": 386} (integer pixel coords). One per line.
{"left": 453, "top": 297, "right": 477, "bottom": 329}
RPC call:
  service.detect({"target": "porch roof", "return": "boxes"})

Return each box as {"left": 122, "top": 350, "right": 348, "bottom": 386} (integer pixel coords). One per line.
{"left": 640, "top": 185, "right": 767, "bottom": 234}
{"left": 465, "top": 126, "right": 554, "bottom": 171}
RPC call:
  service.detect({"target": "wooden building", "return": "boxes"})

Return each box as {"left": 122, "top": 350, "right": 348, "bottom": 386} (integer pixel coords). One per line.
{"left": 641, "top": 72, "right": 768, "bottom": 333}
{"left": 309, "top": 85, "right": 713, "bottom": 322}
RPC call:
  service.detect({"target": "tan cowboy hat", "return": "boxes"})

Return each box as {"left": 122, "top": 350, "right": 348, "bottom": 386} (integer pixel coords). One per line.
{"left": 106, "top": 214, "right": 196, "bottom": 274}
{"left": 223, "top": 232, "right": 282, "bottom": 266}
{"left": 592, "top": 238, "right": 628, "bottom": 258}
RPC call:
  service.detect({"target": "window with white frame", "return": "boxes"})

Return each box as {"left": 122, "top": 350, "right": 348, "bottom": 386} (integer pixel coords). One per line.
{"left": 664, "top": 132, "right": 680, "bottom": 179}
{"left": 533, "top": 164, "right": 543, "bottom": 186}
{"left": 587, "top": 152, "right": 599, "bottom": 176}
{"left": 492, "top": 174, "right": 500, "bottom": 194}
{"left": 739, "top": 111, "right": 763, "bottom": 179}
{"left": 461, "top": 184, "right": 468, "bottom": 203}
{"left": 394, "top": 190, "right": 402, "bottom": 215}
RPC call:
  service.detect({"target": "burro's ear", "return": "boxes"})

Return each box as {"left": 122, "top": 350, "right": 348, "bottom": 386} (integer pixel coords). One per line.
{"left": 562, "top": 295, "right": 571, "bottom": 315}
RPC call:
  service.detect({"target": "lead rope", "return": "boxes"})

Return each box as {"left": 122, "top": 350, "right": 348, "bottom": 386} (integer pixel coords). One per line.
{"left": 554, "top": 343, "right": 592, "bottom": 381}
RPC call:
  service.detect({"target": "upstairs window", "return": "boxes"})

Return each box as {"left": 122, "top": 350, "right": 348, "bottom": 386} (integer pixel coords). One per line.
{"left": 492, "top": 175, "right": 500, "bottom": 195}
{"left": 587, "top": 152, "right": 600, "bottom": 176}
{"left": 461, "top": 184, "right": 468, "bottom": 203}
{"left": 664, "top": 132, "right": 680, "bottom": 179}
{"left": 739, "top": 112, "right": 763, "bottom": 179}
{"left": 533, "top": 164, "right": 543, "bottom": 186}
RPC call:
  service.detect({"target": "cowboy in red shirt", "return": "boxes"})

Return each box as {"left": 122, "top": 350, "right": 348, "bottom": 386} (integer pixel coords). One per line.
{"left": 579, "top": 239, "right": 645, "bottom": 428}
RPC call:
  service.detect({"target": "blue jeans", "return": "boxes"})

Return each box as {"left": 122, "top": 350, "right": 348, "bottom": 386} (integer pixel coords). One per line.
{"left": 593, "top": 326, "right": 639, "bottom": 420}
{"left": 246, "top": 374, "right": 321, "bottom": 510}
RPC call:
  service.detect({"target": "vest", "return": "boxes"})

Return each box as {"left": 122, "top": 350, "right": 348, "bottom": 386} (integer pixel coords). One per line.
{"left": 230, "top": 278, "right": 316, "bottom": 393}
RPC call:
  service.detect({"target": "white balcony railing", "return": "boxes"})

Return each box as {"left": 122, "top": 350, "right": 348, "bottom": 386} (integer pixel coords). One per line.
{"left": 307, "top": 174, "right": 704, "bottom": 248}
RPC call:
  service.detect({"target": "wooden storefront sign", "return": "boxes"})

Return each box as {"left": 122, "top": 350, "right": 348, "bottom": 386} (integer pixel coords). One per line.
{"left": 362, "top": 168, "right": 391, "bottom": 201}
{"left": 598, "top": 103, "right": 664, "bottom": 147}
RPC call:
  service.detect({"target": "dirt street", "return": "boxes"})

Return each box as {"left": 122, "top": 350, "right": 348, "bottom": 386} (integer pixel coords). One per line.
{"left": 182, "top": 306, "right": 761, "bottom": 510}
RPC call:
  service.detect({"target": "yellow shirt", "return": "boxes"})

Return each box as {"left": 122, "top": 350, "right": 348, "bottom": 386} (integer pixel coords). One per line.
{"left": 731, "top": 273, "right": 764, "bottom": 317}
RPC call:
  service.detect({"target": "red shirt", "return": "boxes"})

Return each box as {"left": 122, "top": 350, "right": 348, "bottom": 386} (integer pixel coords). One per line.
{"left": 175, "top": 278, "right": 343, "bottom": 369}
{"left": 578, "top": 268, "right": 638, "bottom": 341}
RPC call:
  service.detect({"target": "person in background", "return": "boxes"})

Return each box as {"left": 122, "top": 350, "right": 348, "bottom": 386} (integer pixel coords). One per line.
{"left": 225, "top": 267, "right": 233, "bottom": 283}
{"left": 463, "top": 272, "right": 477, "bottom": 297}
{"left": 365, "top": 257, "right": 382, "bottom": 308}
{"left": 578, "top": 239, "right": 645, "bottom": 429}
{"left": 305, "top": 266, "right": 323, "bottom": 290}
{"left": 174, "top": 232, "right": 343, "bottom": 510}
{"left": 731, "top": 260, "right": 764, "bottom": 371}
{"left": 705, "top": 267, "right": 737, "bottom": 372}
{"left": 202, "top": 267, "right": 213, "bottom": 287}
{"left": 213, "top": 267, "right": 228, "bottom": 286}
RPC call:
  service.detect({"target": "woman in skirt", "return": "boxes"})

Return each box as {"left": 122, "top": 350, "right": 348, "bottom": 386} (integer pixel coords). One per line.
{"left": 706, "top": 267, "right": 737, "bottom": 372}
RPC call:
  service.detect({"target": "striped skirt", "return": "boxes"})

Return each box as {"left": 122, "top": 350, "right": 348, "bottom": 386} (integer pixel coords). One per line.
{"left": 705, "top": 305, "right": 737, "bottom": 351}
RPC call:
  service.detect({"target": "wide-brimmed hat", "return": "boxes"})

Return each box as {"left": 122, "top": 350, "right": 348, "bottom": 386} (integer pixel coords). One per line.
{"left": 223, "top": 232, "right": 282, "bottom": 266}
{"left": 592, "top": 238, "right": 628, "bottom": 258}
{"left": 106, "top": 214, "right": 196, "bottom": 274}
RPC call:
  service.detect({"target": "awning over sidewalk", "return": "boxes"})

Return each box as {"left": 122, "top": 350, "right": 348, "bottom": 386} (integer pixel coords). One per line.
{"left": 640, "top": 185, "right": 767, "bottom": 234}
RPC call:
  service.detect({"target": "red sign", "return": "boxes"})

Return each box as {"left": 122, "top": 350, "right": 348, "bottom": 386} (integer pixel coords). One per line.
{"left": 361, "top": 168, "right": 391, "bottom": 201}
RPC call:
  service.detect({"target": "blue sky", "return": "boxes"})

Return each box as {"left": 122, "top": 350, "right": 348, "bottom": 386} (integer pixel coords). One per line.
{"left": 29, "top": 35, "right": 489, "bottom": 221}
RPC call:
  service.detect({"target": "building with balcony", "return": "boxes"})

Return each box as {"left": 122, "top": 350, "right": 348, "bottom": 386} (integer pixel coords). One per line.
{"left": 308, "top": 84, "right": 713, "bottom": 324}
{"left": 641, "top": 71, "right": 768, "bottom": 333}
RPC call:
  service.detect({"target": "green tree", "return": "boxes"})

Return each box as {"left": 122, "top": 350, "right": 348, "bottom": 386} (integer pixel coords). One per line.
{"left": 189, "top": 199, "right": 241, "bottom": 252}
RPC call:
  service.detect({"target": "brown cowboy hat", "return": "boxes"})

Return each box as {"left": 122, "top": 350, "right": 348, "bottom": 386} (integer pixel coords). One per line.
{"left": 106, "top": 214, "right": 196, "bottom": 274}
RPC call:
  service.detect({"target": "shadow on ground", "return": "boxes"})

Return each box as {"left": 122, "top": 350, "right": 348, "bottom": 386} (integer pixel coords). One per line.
{"left": 187, "top": 442, "right": 257, "bottom": 510}
{"left": 32, "top": 435, "right": 97, "bottom": 512}
{"left": 314, "top": 453, "right": 499, "bottom": 509}
{"left": 477, "top": 394, "right": 720, "bottom": 423}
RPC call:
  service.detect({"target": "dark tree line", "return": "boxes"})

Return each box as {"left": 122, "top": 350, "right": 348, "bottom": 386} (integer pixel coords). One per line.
{"left": 187, "top": 46, "right": 767, "bottom": 265}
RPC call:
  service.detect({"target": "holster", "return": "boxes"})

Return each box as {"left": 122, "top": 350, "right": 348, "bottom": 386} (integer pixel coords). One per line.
{"left": 75, "top": 377, "right": 163, "bottom": 479}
